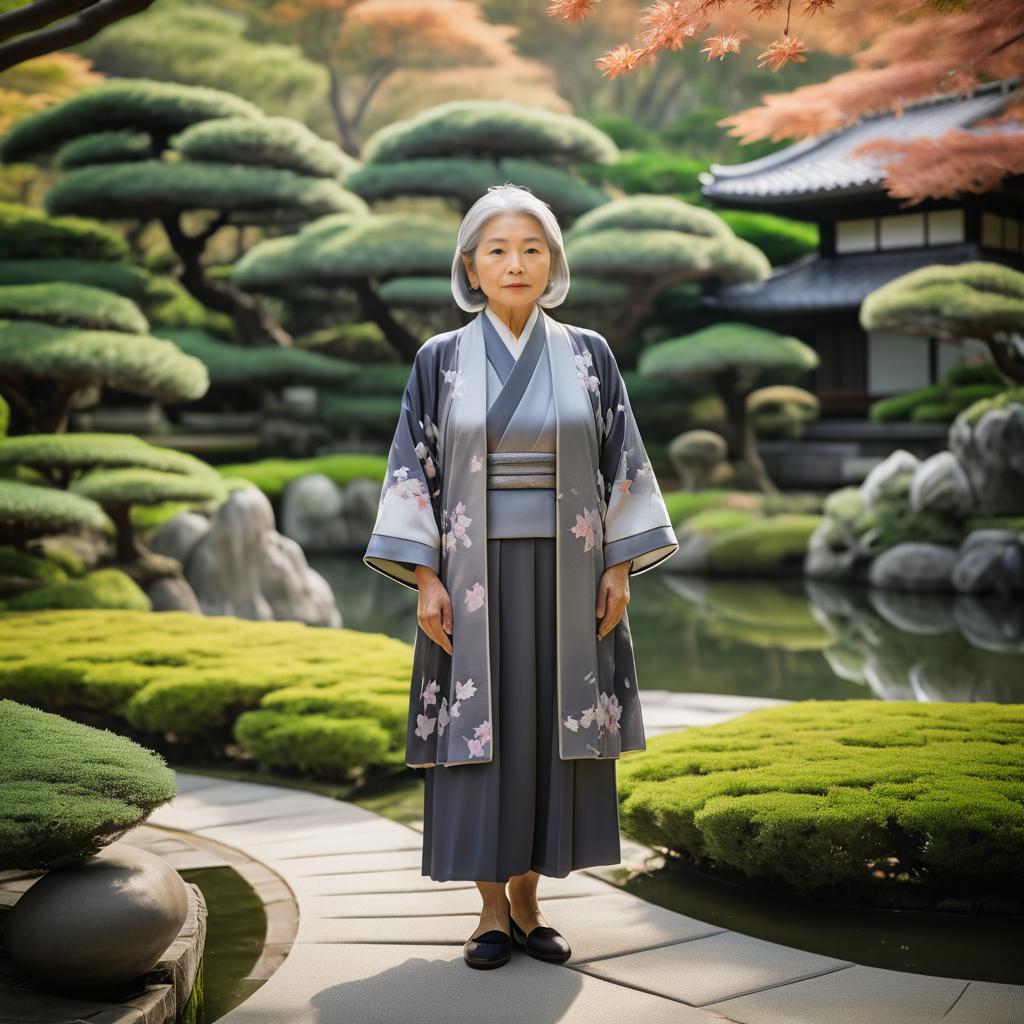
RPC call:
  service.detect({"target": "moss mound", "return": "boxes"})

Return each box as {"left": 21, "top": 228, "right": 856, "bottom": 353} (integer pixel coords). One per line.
{"left": 0, "top": 698, "right": 176, "bottom": 869}
{"left": 0, "top": 610, "right": 413, "bottom": 781}
{"left": 618, "top": 700, "right": 1024, "bottom": 904}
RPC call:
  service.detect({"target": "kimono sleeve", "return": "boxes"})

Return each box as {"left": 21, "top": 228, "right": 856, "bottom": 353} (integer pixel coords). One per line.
{"left": 594, "top": 333, "right": 679, "bottom": 576}
{"left": 363, "top": 344, "right": 443, "bottom": 589}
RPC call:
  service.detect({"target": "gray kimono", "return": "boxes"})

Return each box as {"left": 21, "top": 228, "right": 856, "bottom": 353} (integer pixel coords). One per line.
{"left": 364, "top": 307, "right": 678, "bottom": 768}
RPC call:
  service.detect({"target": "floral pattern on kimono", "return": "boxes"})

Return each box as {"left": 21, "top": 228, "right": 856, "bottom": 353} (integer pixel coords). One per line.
{"left": 365, "top": 312, "right": 678, "bottom": 769}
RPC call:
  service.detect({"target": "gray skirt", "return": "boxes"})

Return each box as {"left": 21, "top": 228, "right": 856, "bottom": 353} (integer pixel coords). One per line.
{"left": 421, "top": 536, "right": 622, "bottom": 882}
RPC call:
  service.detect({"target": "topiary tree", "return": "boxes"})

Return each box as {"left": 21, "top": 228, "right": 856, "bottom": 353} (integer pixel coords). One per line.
{"left": 0, "top": 699, "right": 176, "bottom": 871}
{"left": 0, "top": 281, "right": 208, "bottom": 433}
{"left": 347, "top": 99, "right": 616, "bottom": 219}
{"left": 234, "top": 212, "right": 458, "bottom": 361}
{"left": 861, "top": 262, "right": 1024, "bottom": 383}
{"left": 638, "top": 322, "right": 818, "bottom": 494}
{"left": 748, "top": 385, "right": 820, "bottom": 439}
{"left": 0, "top": 79, "right": 367, "bottom": 346}
{"left": 0, "top": 433, "right": 228, "bottom": 573}
{"left": 564, "top": 194, "right": 772, "bottom": 343}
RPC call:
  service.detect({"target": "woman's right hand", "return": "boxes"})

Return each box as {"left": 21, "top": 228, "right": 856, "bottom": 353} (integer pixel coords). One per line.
{"left": 415, "top": 565, "right": 453, "bottom": 655}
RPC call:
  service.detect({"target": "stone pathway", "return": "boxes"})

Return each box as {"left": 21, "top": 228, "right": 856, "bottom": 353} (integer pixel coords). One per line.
{"left": 138, "top": 691, "right": 1023, "bottom": 1024}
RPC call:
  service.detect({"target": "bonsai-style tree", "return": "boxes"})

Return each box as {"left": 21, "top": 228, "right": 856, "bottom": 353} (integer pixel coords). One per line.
{"left": 564, "top": 194, "right": 772, "bottom": 343}
{"left": 234, "top": 211, "right": 458, "bottom": 361}
{"left": 0, "top": 79, "right": 367, "bottom": 346}
{"left": 0, "top": 433, "right": 228, "bottom": 574}
{"left": 346, "top": 99, "right": 615, "bottom": 219}
{"left": 860, "top": 261, "right": 1024, "bottom": 384}
{"left": 638, "top": 321, "right": 818, "bottom": 494}
{"left": 0, "top": 281, "right": 208, "bottom": 434}
{"left": 0, "top": 699, "right": 176, "bottom": 871}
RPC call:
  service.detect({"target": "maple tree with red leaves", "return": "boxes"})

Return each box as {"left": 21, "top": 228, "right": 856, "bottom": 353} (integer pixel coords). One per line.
{"left": 548, "top": 0, "right": 1024, "bottom": 203}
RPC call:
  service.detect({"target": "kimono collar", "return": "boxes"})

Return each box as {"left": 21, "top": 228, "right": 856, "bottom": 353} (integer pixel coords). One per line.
{"left": 483, "top": 302, "right": 539, "bottom": 359}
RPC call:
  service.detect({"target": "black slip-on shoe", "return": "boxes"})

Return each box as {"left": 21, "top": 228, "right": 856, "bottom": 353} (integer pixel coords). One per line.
{"left": 510, "top": 917, "right": 571, "bottom": 963}
{"left": 463, "top": 928, "right": 512, "bottom": 969}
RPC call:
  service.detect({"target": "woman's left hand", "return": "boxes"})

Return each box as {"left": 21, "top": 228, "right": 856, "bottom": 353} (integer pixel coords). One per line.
{"left": 596, "top": 560, "right": 630, "bottom": 640}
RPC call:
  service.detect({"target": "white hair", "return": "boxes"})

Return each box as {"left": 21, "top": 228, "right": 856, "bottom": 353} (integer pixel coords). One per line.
{"left": 451, "top": 182, "right": 571, "bottom": 313}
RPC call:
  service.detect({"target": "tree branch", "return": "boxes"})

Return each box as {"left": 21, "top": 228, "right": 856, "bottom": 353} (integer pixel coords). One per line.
{"left": 0, "top": 0, "right": 158, "bottom": 72}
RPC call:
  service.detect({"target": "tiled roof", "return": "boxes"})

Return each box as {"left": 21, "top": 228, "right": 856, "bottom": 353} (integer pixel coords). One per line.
{"left": 700, "top": 78, "right": 1023, "bottom": 202}
{"left": 702, "top": 243, "right": 1024, "bottom": 313}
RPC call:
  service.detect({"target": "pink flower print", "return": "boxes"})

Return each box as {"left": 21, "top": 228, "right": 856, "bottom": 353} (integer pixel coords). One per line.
{"left": 619, "top": 478, "right": 633, "bottom": 494}
{"left": 414, "top": 441, "right": 436, "bottom": 480}
{"left": 449, "top": 699, "right": 461, "bottom": 718}
{"left": 415, "top": 712, "right": 436, "bottom": 741}
{"left": 455, "top": 677, "right": 477, "bottom": 701}
{"left": 599, "top": 691, "right": 622, "bottom": 734}
{"left": 471, "top": 454, "right": 483, "bottom": 472}
{"left": 466, "top": 737, "right": 484, "bottom": 757}
{"left": 563, "top": 715, "right": 580, "bottom": 732}
{"left": 570, "top": 508, "right": 600, "bottom": 551}
{"left": 579, "top": 705, "right": 597, "bottom": 729}
{"left": 464, "top": 582, "right": 485, "bottom": 612}
{"left": 437, "top": 698, "right": 449, "bottom": 737}
{"left": 442, "top": 367, "right": 465, "bottom": 398}
{"left": 473, "top": 720, "right": 491, "bottom": 745}
{"left": 443, "top": 501, "right": 473, "bottom": 552}
{"left": 420, "top": 677, "right": 439, "bottom": 709}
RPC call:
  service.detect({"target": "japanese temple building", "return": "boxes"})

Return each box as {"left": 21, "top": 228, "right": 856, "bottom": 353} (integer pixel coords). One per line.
{"left": 699, "top": 76, "right": 1024, "bottom": 417}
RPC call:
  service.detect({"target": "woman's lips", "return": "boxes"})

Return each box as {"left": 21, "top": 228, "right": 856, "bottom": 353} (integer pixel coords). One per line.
{"left": 504, "top": 284, "right": 528, "bottom": 288}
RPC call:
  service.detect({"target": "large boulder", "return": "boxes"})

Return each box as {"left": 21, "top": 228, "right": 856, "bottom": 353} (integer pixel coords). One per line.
{"left": 951, "top": 529, "right": 1024, "bottom": 595}
{"left": 860, "top": 449, "right": 920, "bottom": 506}
{"left": 186, "top": 487, "right": 341, "bottom": 626}
{"left": 280, "top": 473, "right": 382, "bottom": 554}
{"left": 948, "top": 401, "right": 1024, "bottom": 515}
{"left": 868, "top": 542, "right": 959, "bottom": 592}
{"left": 910, "top": 451, "right": 974, "bottom": 518}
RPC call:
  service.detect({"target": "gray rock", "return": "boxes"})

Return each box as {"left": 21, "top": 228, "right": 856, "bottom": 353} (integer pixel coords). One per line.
{"left": 146, "top": 575, "right": 202, "bottom": 613}
{"left": 952, "top": 529, "right": 1024, "bottom": 595}
{"left": 953, "top": 595, "right": 1024, "bottom": 653}
{"left": 4, "top": 843, "right": 188, "bottom": 989}
{"left": 909, "top": 451, "right": 974, "bottom": 517}
{"left": 867, "top": 588, "right": 958, "bottom": 635}
{"left": 803, "top": 522, "right": 858, "bottom": 580}
{"left": 860, "top": 449, "right": 920, "bottom": 507}
{"left": 187, "top": 486, "right": 341, "bottom": 627}
{"left": 949, "top": 402, "right": 1024, "bottom": 515}
{"left": 147, "top": 511, "right": 210, "bottom": 569}
{"left": 281, "top": 473, "right": 381, "bottom": 553}
{"left": 868, "top": 542, "right": 958, "bottom": 592}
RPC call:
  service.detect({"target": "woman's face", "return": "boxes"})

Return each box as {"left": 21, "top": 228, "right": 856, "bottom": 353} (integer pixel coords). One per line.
{"left": 462, "top": 212, "right": 552, "bottom": 310}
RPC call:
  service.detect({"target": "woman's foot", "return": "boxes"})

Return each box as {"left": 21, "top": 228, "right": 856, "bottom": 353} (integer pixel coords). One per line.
{"left": 470, "top": 892, "right": 511, "bottom": 940}
{"left": 507, "top": 885, "right": 547, "bottom": 934}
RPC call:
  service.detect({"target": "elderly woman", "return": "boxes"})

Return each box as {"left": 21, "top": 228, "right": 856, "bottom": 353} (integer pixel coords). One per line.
{"left": 364, "top": 183, "right": 678, "bottom": 970}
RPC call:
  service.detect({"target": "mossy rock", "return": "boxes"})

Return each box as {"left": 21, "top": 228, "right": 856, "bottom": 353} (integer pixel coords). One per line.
{"left": 215, "top": 452, "right": 387, "bottom": 501}
{"left": 617, "top": 700, "right": 1024, "bottom": 901}
{"left": 704, "top": 514, "right": 821, "bottom": 573}
{"left": 0, "top": 568, "right": 149, "bottom": 611}
{"left": 0, "top": 698, "right": 176, "bottom": 870}
{"left": 0, "top": 611, "right": 415, "bottom": 780}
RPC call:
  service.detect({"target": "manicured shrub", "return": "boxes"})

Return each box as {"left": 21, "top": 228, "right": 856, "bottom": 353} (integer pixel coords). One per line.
{"left": 234, "top": 711, "right": 399, "bottom": 780}
{"left": 0, "top": 611, "right": 414, "bottom": 780}
{"left": 0, "top": 698, "right": 176, "bottom": 869}
{"left": 618, "top": 700, "right": 1024, "bottom": 902}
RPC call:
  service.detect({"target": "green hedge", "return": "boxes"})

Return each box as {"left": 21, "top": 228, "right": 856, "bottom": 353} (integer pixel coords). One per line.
{"left": 0, "top": 610, "right": 412, "bottom": 781}
{"left": 618, "top": 700, "right": 1024, "bottom": 902}
{"left": 0, "top": 698, "right": 176, "bottom": 869}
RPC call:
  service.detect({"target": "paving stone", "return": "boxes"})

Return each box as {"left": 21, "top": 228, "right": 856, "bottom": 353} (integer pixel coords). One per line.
{"left": 170, "top": 772, "right": 230, "bottom": 795}
{"left": 294, "top": 890, "right": 727, "bottom": 964}
{"left": 212, "top": 942, "right": 719, "bottom": 1024}
{"left": 705, "top": 963, "right": 971, "bottom": 1024}
{"left": 225, "top": 820, "right": 424, "bottom": 860}
{"left": 942, "top": 980, "right": 1024, "bottom": 1023}
{"left": 294, "top": 876, "right": 608, "bottom": 920}
{"left": 187, "top": 808, "right": 391, "bottom": 846}
{"left": 150, "top": 792, "right": 355, "bottom": 831}
{"left": 577, "top": 929, "right": 853, "bottom": 1006}
{"left": 262, "top": 849, "right": 424, "bottom": 877}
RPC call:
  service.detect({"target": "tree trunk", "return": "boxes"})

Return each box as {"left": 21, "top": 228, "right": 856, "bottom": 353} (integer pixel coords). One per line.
{"left": 352, "top": 280, "right": 422, "bottom": 362}
{"left": 327, "top": 63, "right": 362, "bottom": 158}
{"left": 711, "top": 369, "right": 777, "bottom": 495}
{"left": 161, "top": 213, "right": 294, "bottom": 347}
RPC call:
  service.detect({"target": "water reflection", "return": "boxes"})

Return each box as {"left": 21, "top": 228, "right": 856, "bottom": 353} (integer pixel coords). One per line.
{"left": 319, "top": 554, "right": 1024, "bottom": 705}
